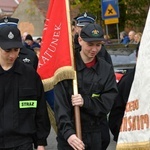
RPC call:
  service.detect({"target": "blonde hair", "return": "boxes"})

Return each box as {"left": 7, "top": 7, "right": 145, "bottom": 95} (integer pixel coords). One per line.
{"left": 134, "top": 32, "right": 142, "bottom": 43}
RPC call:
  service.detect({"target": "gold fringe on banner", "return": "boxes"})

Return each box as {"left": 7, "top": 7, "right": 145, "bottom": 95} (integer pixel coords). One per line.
{"left": 43, "top": 66, "right": 75, "bottom": 134}
{"left": 116, "top": 141, "right": 150, "bottom": 150}
{"left": 42, "top": 66, "right": 75, "bottom": 92}
{"left": 46, "top": 102, "right": 57, "bottom": 133}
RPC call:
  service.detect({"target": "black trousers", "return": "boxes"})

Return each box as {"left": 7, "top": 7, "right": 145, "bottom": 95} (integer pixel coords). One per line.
{"left": 0, "top": 143, "right": 33, "bottom": 150}
{"left": 100, "top": 119, "right": 110, "bottom": 150}
{"left": 57, "top": 131, "right": 102, "bottom": 150}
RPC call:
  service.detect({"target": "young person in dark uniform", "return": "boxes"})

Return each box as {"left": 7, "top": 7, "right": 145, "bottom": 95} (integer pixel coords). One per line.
{"left": 54, "top": 23, "right": 118, "bottom": 150}
{"left": 19, "top": 46, "right": 39, "bottom": 70}
{"left": 0, "top": 17, "right": 39, "bottom": 70}
{"left": 74, "top": 12, "right": 112, "bottom": 65}
{"left": 74, "top": 14, "right": 113, "bottom": 149}
{"left": 108, "top": 43, "right": 140, "bottom": 142}
{"left": 0, "top": 18, "right": 50, "bottom": 150}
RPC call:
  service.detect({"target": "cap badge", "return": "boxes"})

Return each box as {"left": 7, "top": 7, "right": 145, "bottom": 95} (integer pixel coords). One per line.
{"left": 84, "top": 12, "right": 87, "bottom": 18}
{"left": 8, "top": 32, "right": 14, "bottom": 39}
{"left": 4, "top": 18, "right": 8, "bottom": 23}
{"left": 92, "top": 29, "right": 99, "bottom": 37}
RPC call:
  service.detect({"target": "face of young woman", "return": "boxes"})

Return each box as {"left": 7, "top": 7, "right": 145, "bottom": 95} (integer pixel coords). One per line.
{"left": 0, "top": 48, "right": 20, "bottom": 65}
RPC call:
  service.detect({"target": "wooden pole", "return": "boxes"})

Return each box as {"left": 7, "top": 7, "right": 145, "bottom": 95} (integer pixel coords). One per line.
{"left": 73, "top": 72, "right": 82, "bottom": 139}
{"left": 65, "top": 0, "right": 82, "bottom": 140}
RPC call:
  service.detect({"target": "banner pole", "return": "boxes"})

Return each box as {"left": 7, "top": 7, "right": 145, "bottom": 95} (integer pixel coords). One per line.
{"left": 73, "top": 72, "right": 82, "bottom": 139}
{"left": 65, "top": 0, "right": 82, "bottom": 140}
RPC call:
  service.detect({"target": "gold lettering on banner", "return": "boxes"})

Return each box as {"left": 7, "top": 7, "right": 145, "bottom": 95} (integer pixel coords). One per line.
{"left": 120, "top": 114, "right": 149, "bottom": 132}
{"left": 119, "top": 99, "right": 150, "bottom": 132}
{"left": 125, "top": 99, "right": 139, "bottom": 112}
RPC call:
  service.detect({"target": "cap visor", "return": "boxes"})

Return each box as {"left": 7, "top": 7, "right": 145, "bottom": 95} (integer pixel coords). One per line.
{"left": 82, "top": 37, "right": 105, "bottom": 42}
{"left": 77, "top": 22, "right": 93, "bottom": 27}
{"left": 77, "top": 23, "right": 85, "bottom": 27}
{"left": 0, "top": 42, "right": 23, "bottom": 50}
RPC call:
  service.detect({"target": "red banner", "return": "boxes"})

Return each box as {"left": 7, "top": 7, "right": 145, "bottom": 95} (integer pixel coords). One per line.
{"left": 37, "top": 0, "right": 75, "bottom": 91}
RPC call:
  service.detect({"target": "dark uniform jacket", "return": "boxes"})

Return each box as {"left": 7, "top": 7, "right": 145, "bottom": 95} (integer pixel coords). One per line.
{"left": 18, "top": 46, "right": 38, "bottom": 70}
{"left": 54, "top": 51, "right": 118, "bottom": 142}
{"left": 109, "top": 68, "right": 135, "bottom": 141}
{"left": 0, "top": 59, "right": 50, "bottom": 148}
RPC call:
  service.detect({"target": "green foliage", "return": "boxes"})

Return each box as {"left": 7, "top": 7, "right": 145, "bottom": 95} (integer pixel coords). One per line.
{"left": 78, "top": 0, "right": 100, "bottom": 14}
{"left": 71, "top": 0, "right": 150, "bottom": 31}
{"left": 71, "top": 0, "right": 101, "bottom": 24}
{"left": 121, "top": 0, "right": 149, "bottom": 29}
{"left": 70, "top": 0, "right": 81, "bottom": 5}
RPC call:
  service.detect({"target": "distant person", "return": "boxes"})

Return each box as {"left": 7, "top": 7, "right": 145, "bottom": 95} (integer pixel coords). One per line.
{"left": 128, "top": 30, "right": 136, "bottom": 44}
{"left": 104, "top": 34, "right": 112, "bottom": 44}
{"left": 120, "top": 31, "right": 130, "bottom": 44}
{"left": 36, "top": 37, "right": 42, "bottom": 45}
{"left": 73, "top": 12, "right": 96, "bottom": 51}
{"left": 22, "top": 31, "right": 28, "bottom": 42}
{"left": 24, "top": 34, "right": 40, "bottom": 51}
{"left": 134, "top": 32, "right": 142, "bottom": 44}
{"left": 108, "top": 42, "right": 140, "bottom": 142}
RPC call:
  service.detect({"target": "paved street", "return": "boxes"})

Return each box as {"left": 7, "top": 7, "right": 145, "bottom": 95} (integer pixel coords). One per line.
{"left": 45, "top": 127, "right": 117, "bottom": 150}
{"left": 45, "top": 127, "right": 57, "bottom": 150}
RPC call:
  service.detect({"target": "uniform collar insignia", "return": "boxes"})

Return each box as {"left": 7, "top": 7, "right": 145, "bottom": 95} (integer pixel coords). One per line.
{"left": 23, "top": 58, "right": 30, "bottom": 63}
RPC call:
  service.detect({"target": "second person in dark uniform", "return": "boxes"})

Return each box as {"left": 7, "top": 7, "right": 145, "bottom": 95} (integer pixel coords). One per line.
{"left": 54, "top": 23, "right": 118, "bottom": 150}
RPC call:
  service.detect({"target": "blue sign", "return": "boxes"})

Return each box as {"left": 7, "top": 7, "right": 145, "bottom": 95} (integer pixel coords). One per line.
{"left": 101, "top": 0, "right": 120, "bottom": 20}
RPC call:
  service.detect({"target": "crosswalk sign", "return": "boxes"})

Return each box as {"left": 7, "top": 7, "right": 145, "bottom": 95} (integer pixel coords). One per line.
{"left": 101, "top": 0, "right": 119, "bottom": 20}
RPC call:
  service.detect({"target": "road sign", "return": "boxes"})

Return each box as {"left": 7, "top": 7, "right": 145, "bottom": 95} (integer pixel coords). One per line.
{"left": 104, "top": 18, "right": 119, "bottom": 24}
{"left": 101, "top": 0, "right": 120, "bottom": 20}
